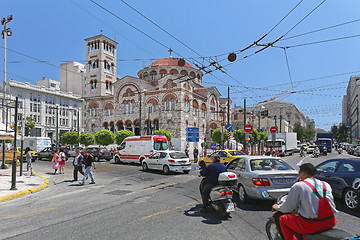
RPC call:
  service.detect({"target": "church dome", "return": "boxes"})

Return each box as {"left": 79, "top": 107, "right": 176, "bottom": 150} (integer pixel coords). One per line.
{"left": 150, "top": 57, "right": 194, "bottom": 68}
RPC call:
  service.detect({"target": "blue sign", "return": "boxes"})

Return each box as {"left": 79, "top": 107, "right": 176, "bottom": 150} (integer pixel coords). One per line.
{"left": 186, "top": 127, "right": 199, "bottom": 133}
{"left": 226, "top": 124, "right": 232, "bottom": 131}
{"left": 186, "top": 132, "right": 199, "bottom": 137}
{"left": 186, "top": 137, "right": 199, "bottom": 142}
{"left": 211, "top": 143, "right": 216, "bottom": 150}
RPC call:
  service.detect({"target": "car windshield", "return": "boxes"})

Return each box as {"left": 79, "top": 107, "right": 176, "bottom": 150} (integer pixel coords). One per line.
{"left": 250, "top": 159, "right": 294, "bottom": 171}
{"left": 154, "top": 141, "right": 168, "bottom": 150}
{"left": 228, "top": 151, "right": 246, "bottom": 156}
{"left": 169, "top": 152, "right": 188, "bottom": 159}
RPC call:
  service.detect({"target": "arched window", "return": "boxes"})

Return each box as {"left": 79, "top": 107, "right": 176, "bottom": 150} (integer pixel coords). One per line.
{"left": 160, "top": 69, "right": 167, "bottom": 78}
{"left": 153, "top": 119, "right": 159, "bottom": 130}
{"left": 184, "top": 96, "right": 190, "bottom": 112}
{"left": 91, "top": 124, "right": 96, "bottom": 132}
{"left": 180, "top": 70, "right": 188, "bottom": 76}
{"left": 170, "top": 69, "right": 178, "bottom": 75}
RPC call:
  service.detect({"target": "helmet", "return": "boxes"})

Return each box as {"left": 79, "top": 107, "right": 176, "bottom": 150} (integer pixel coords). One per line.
{"left": 211, "top": 154, "right": 220, "bottom": 162}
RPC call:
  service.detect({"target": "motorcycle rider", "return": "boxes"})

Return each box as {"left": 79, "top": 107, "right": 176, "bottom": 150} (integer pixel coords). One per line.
{"left": 272, "top": 163, "right": 337, "bottom": 240}
{"left": 198, "top": 154, "right": 227, "bottom": 212}
{"left": 313, "top": 145, "right": 320, "bottom": 157}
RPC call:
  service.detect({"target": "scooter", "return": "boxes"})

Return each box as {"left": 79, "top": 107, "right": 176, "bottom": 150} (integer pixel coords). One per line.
{"left": 199, "top": 172, "right": 237, "bottom": 218}
{"left": 337, "top": 148, "right": 342, "bottom": 154}
{"left": 312, "top": 151, "right": 320, "bottom": 158}
{"left": 265, "top": 193, "right": 351, "bottom": 240}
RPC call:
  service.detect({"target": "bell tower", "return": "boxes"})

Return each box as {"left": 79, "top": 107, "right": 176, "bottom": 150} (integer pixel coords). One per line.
{"left": 84, "top": 34, "right": 118, "bottom": 97}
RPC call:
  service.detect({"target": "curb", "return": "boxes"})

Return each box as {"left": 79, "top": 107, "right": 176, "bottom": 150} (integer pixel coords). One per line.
{"left": 0, "top": 172, "right": 49, "bottom": 202}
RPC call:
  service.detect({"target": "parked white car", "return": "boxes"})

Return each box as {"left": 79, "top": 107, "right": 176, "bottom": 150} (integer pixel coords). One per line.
{"left": 142, "top": 151, "right": 191, "bottom": 174}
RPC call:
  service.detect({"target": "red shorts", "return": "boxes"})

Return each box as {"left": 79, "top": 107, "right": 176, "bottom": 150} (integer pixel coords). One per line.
{"left": 59, "top": 160, "right": 66, "bottom": 165}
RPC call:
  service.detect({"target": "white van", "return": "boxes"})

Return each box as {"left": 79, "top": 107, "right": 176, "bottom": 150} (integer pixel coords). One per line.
{"left": 113, "top": 135, "right": 168, "bottom": 164}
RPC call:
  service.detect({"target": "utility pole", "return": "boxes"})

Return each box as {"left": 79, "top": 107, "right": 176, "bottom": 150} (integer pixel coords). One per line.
{"left": 244, "top": 98, "right": 246, "bottom": 150}
{"left": 280, "top": 115, "right": 282, "bottom": 133}
{"left": 20, "top": 119, "right": 24, "bottom": 176}
{"left": 139, "top": 92, "right": 142, "bottom": 136}
{"left": 10, "top": 97, "right": 18, "bottom": 190}
{"left": 147, "top": 106, "right": 151, "bottom": 135}
{"left": 56, "top": 106, "right": 59, "bottom": 147}
{"left": 274, "top": 115, "right": 277, "bottom": 131}
{"left": 227, "top": 86, "right": 230, "bottom": 149}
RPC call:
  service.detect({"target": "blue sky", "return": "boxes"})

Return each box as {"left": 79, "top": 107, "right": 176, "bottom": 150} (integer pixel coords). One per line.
{"left": 2, "top": 0, "right": 360, "bottom": 130}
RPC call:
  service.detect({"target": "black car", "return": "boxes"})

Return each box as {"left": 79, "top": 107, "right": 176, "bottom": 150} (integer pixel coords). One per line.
{"left": 315, "top": 158, "right": 360, "bottom": 210}
{"left": 86, "top": 147, "right": 112, "bottom": 161}
{"left": 37, "top": 147, "right": 61, "bottom": 161}
{"left": 317, "top": 145, "right": 328, "bottom": 156}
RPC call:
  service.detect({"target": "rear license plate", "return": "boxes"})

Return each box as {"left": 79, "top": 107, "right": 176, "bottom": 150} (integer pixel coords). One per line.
{"left": 226, "top": 202, "right": 235, "bottom": 213}
{"left": 274, "top": 179, "right": 292, "bottom": 184}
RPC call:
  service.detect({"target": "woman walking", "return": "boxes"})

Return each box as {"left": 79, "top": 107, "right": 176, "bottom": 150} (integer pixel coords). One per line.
{"left": 25, "top": 147, "right": 32, "bottom": 172}
{"left": 58, "top": 148, "right": 66, "bottom": 174}
{"left": 51, "top": 148, "right": 60, "bottom": 174}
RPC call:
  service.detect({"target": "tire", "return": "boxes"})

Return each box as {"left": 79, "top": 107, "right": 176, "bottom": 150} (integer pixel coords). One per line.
{"left": 266, "top": 218, "right": 282, "bottom": 240}
{"left": 183, "top": 170, "right": 190, "bottom": 174}
{"left": 142, "top": 162, "right": 149, "bottom": 171}
{"left": 163, "top": 165, "right": 170, "bottom": 175}
{"left": 343, "top": 188, "right": 359, "bottom": 210}
{"left": 199, "top": 161, "right": 206, "bottom": 169}
{"left": 114, "top": 156, "right": 121, "bottom": 164}
{"left": 219, "top": 203, "right": 230, "bottom": 218}
{"left": 238, "top": 184, "right": 249, "bottom": 203}
{"left": 38, "top": 156, "right": 42, "bottom": 161}
{"left": 139, "top": 157, "right": 145, "bottom": 165}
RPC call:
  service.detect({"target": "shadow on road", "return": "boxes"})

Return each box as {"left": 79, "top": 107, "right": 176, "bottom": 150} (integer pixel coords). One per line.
{"left": 232, "top": 194, "right": 274, "bottom": 212}
{"left": 183, "top": 204, "right": 226, "bottom": 224}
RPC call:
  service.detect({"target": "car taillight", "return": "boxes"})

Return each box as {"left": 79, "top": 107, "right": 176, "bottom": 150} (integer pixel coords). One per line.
{"left": 252, "top": 178, "right": 271, "bottom": 186}
{"left": 168, "top": 159, "right": 175, "bottom": 163}
{"left": 227, "top": 174, "right": 236, "bottom": 178}
{"left": 221, "top": 191, "right": 233, "bottom": 196}
{"left": 150, "top": 150, "right": 154, "bottom": 154}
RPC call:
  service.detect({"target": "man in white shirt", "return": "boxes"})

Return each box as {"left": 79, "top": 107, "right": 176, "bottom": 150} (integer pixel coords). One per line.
{"left": 73, "top": 149, "right": 84, "bottom": 181}
{"left": 272, "top": 163, "right": 337, "bottom": 240}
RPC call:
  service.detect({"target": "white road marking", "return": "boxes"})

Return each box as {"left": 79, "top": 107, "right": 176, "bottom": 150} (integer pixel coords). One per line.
{"left": 296, "top": 155, "right": 311, "bottom": 166}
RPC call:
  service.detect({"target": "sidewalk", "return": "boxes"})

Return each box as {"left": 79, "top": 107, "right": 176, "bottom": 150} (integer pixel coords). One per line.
{"left": 0, "top": 165, "right": 49, "bottom": 202}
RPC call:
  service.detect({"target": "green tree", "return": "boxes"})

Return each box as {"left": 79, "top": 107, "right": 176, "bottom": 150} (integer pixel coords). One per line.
{"left": 233, "top": 129, "right": 245, "bottom": 145}
{"left": 336, "top": 123, "right": 348, "bottom": 141}
{"left": 259, "top": 131, "right": 268, "bottom": 141}
{"left": 115, "top": 130, "right": 134, "bottom": 145}
{"left": 79, "top": 133, "right": 95, "bottom": 146}
{"left": 154, "top": 129, "right": 172, "bottom": 142}
{"left": 95, "top": 130, "right": 115, "bottom": 146}
{"left": 293, "top": 122, "right": 305, "bottom": 141}
{"left": 60, "top": 131, "right": 79, "bottom": 146}
{"left": 25, "top": 117, "right": 35, "bottom": 136}
{"left": 211, "top": 129, "right": 228, "bottom": 145}
{"left": 331, "top": 125, "right": 338, "bottom": 137}
{"left": 305, "top": 125, "right": 315, "bottom": 140}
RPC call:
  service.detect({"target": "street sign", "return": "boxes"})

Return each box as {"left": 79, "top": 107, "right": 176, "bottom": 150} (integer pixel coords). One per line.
{"left": 226, "top": 123, "right": 232, "bottom": 131}
{"left": 244, "top": 124, "right": 253, "bottom": 133}
{"left": 211, "top": 143, "right": 216, "bottom": 150}
{"left": 186, "top": 132, "right": 199, "bottom": 137}
{"left": 227, "top": 131, "right": 231, "bottom": 140}
{"left": 186, "top": 137, "right": 199, "bottom": 142}
{"left": 250, "top": 130, "right": 254, "bottom": 134}
{"left": 186, "top": 127, "right": 199, "bottom": 132}
{"left": 270, "top": 126, "right": 277, "bottom": 133}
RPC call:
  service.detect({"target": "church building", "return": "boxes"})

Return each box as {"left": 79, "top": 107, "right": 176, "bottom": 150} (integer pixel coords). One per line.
{"left": 83, "top": 34, "right": 230, "bottom": 151}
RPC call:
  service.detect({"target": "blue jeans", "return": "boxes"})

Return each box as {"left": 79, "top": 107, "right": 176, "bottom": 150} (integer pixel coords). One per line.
{"left": 27, "top": 158, "right": 32, "bottom": 171}
{"left": 82, "top": 166, "right": 95, "bottom": 184}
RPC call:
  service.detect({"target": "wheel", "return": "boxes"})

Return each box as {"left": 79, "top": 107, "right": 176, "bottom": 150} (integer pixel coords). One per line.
{"left": 38, "top": 156, "right": 42, "bottom": 161}
{"left": 114, "top": 156, "right": 121, "bottom": 164}
{"left": 343, "top": 188, "right": 359, "bottom": 210}
{"left": 163, "top": 165, "right": 170, "bottom": 175}
{"left": 183, "top": 170, "right": 190, "bottom": 174}
{"left": 266, "top": 218, "right": 282, "bottom": 240}
{"left": 142, "top": 162, "right": 149, "bottom": 171}
{"left": 94, "top": 156, "right": 99, "bottom": 162}
{"left": 199, "top": 161, "right": 206, "bottom": 169}
{"left": 219, "top": 203, "right": 230, "bottom": 218}
{"left": 139, "top": 157, "right": 145, "bottom": 165}
{"left": 238, "top": 184, "right": 249, "bottom": 203}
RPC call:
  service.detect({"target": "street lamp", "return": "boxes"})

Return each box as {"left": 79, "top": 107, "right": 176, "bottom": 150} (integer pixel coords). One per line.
{"left": 1, "top": 15, "right": 12, "bottom": 170}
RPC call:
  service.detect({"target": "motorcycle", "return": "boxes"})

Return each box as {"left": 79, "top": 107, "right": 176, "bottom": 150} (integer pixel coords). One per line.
{"left": 337, "top": 148, "right": 342, "bottom": 154}
{"left": 199, "top": 171, "right": 237, "bottom": 218}
{"left": 312, "top": 151, "right": 320, "bottom": 158}
{"left": 265, "top": 193, "right": 351, "bottom": 240}
{"left": 300, "top": 149, "right": 306, "bottom": 158}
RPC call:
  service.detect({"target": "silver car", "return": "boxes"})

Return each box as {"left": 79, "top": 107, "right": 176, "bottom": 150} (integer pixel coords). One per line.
{"left": 226, "top": 156, "right": 299, "bottom": 202}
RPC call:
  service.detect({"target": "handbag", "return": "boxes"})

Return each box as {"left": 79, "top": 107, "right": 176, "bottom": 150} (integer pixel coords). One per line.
{"left": 52, "top": 162, "right": 59, "bottom": 170}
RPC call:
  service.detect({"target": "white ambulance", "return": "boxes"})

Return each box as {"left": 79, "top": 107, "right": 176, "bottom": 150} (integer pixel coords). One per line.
{"left": 113, "top": 135, "right": 168, "bottom": 164}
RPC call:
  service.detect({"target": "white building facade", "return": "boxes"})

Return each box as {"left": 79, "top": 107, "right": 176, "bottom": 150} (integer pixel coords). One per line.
{"left": 5, "top": 78, "right": 83, "bottom": 144}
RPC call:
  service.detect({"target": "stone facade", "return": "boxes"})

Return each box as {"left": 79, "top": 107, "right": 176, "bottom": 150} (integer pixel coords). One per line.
{"left": 83, "top": 34, "right": 229, "bottom": 151}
